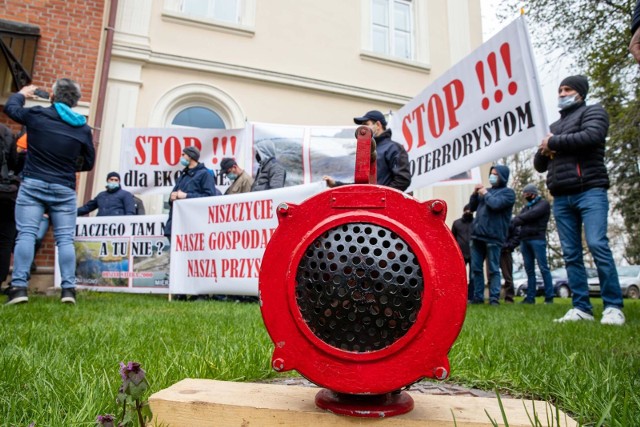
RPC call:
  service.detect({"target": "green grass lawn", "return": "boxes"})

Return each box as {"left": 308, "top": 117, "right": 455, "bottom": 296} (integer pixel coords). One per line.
{"left": 0, "top": 292, "right": 637, "bottom": 426}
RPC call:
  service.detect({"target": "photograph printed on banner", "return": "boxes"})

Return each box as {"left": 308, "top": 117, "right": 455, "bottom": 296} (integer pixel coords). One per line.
{"left": 308, "top": 126, "right": 358, "bottom": 183}
{"left": 75, "top": 237, "right": 130, "bottom": 287}
{"left": 131, "top": 237, "right": 170, "bottom": 288}
{"left": 252, "top": 123, "right": 304, "bottom": 186}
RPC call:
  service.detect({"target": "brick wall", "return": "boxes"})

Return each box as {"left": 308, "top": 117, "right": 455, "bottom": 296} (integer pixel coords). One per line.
{"left": 1, "top": 0, "right": 106, "bottom": 269}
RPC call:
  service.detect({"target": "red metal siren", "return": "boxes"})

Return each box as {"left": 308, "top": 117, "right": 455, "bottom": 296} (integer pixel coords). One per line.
{"left": 259, "top": 126, "right": 467, "bottom": 417}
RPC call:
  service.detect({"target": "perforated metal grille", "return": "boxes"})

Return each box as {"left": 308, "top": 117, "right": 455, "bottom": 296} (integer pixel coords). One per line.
{"left": 295, "top": 223, "right": 424, "bottom": 353}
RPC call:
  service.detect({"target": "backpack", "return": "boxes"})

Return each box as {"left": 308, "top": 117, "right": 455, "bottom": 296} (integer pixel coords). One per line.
{"left": 0, "top": 126, "right": 19, "bottom": 202}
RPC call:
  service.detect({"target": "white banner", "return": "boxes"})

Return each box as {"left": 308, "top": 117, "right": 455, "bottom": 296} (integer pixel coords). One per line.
{"left": 119, "top": 126, "right": 251, "bottom": 195}
{"left": 55, "top": 215, "right": 170, "bottom": 293}
{"left": 391, "top": 17, "right": 547, "bottom": 191}
{"left": 169, "top": 182, "right": 326, "bottom": 295}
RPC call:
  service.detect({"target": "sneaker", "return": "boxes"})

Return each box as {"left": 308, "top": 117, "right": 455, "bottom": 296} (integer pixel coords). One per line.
{"left": 520, "top": 299, "right": 535, "bottom": 304}
{"left": 601, "top": 307, "right": 625, "bottom": 326}
{"left": 490, "top": 301, "right": 500, "bottom": 306}
{"left": 553, "top": 308, "right": 594, "bottom": 323}
{"left": 5, "top": 287, "right": 28, "bottom": 305}
{"left": 60, "top": 288, "right": 76, "bottom": 304}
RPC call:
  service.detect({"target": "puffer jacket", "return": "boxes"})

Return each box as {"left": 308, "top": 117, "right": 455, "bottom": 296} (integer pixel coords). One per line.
{"left": 77, "top": 187, "right": 136, "bottom": 217}
{"left": 533, "top": 102, "right": 610, "bottom": 196}
{"left": 469, "top": 165, "right": 515, "bottom": 245}
{"left": 251, "top": 140, "right": 286, "bottom": 191}
{"left": 512, "top": 196, "right": 550, "bottom": 241}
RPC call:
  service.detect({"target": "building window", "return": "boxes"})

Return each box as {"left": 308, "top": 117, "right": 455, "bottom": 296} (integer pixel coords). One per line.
{"left": 0, "top": 19, "right": 40, "bottom": 96}
{"left": 371, "top": 0, "right": 413, "bottom": 60}
{"left": 171, "top": 106, "right": 225, "bottom": 129}
{"left": 163, "top": 0, "right": 256, "bottom": 34}
{"left": 180, "top": 0, "right": 240, "bottom": 24}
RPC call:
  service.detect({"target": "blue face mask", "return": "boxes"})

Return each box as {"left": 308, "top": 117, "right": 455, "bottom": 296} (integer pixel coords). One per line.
{"left": 558, "top": 94, "right": 579, "bottom": 110}
{"left": 488, "top": 174, "right": 498, "bottom": 186}
{"left": 106, "top": 182, "right": 119, "bottom": 190}
{"left": 227, "top": 173, "right": 238, "bottom": 181}
{"left": 179, "top": 157, "right": 190, "bottom": 167}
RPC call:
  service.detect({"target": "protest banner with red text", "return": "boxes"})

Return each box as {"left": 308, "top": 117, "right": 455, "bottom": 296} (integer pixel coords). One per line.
{"left": 391, "top": 17, "right": 547, "bottom": 191}
{"left": 169, "top": 182, "right": 325, "bottom": 295}
{"left": 55, "top": 215, "right": 170, "bottom": 293}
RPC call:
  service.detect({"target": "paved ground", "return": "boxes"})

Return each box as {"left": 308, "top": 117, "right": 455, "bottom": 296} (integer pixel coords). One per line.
{"left": 260, "top": 377, "right": 510, "bottom": 399}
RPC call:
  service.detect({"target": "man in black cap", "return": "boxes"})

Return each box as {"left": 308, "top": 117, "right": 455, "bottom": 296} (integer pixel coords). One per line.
{"left": 323, "top": 110, "right": 411, "bottom": 191}
{"left": 534, "top": 75, "right": 624, "bottom": 325}
{"left": 164, "top": 146, "right": 217, "bottom": 239}
{"left": 451, "top": 204, "right": 473, "bottom": 301}
{"left": 220, "top": 157, "right": 253, "bottom": 195}
{"left": 77, "top": 171, "right": 136, "bottom": 217}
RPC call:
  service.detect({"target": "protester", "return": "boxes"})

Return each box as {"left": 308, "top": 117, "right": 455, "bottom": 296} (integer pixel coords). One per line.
{"left": 534, "top": 75, "right": 624, "bottom": 325}
{"left": 77, "top": 172, "right": 136, "bottom": 217}
{"left": 250, "top": 141, "right": 286, "bottom": 191}
{"left": 164, "top": 146, "right": 217, "bottom": 239}
{"left": 468, "top": 165, "right": 515, "bottom": 306}
{"left": 3, "top": 79, "right": 95, "bottom": 304}
{"left": 451, "top": 204, "right": 473, "bottom": 301}
{"left": 500, "top": 218, "right": 520, "bottom": 304}
{"left": 629, "top": 0, "right": 640, "bottom": 64}
{"left": 512, "top": 183, "right": 554, "bottom": 304}
{"left": 220, "top": 157, "right": 253, "bottom": 194}
{"left": 323, "top": 110, "right": 411, "bottom": 191}
{"left": 0, "top": 124, "right": 23, "bottom": 292}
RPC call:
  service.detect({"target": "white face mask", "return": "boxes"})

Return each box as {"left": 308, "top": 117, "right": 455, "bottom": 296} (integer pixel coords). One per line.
{"left": 558, "top": 94, "right": 579, "bottom": 110}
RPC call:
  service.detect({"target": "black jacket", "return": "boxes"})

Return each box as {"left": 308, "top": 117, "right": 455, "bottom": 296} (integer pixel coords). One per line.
{"left": 632, "top": 0, "right": 640, "bottom": 34}
{"left": 451, "top": 214, "right": 473, "bottom": 260}
{"left": 533, "top": 102, "right": 610, "bottom": 197}
{"left": 4, "top": 93, "right": 95, "bottom": 189}
{"left": 78, "top": 187, "right": 136, "bottom": 217}
{"left": 374, "top": 129, "right": 411, "bottom": 191}
{"left": 513, "top": 196, "right": 550, "bottom": 241}
{"left": 502, "top": 219, "right": 521, "bottom": 252}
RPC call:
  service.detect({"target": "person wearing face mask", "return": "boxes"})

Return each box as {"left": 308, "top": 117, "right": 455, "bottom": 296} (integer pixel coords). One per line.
{"left": 534, "top": 75, "right": 624, "bottom": 325}
{"left": 220, "top": 157, "right": 253, "bottom": 195}
{"left": 451, "top": 204, "right": 474, "bottom": 301}
{"left": 77, "top": 172, "right": 136, "bottom": 217}
{"left": 511, "top": 184, "right": 553, "bottom": 304}
{"left": 164, "top": 146, "right": 217, "bottom": 240}
{"left": 468, "top": 165, "right": 515, "bottom": 306}
{"left": 323, "top": 110, "right": 411, "bottom": 191}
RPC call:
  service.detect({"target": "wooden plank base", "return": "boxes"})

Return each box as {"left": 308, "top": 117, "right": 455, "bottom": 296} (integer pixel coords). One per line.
{"left": 149, "top": 379, "right": 578, "bottom": 426}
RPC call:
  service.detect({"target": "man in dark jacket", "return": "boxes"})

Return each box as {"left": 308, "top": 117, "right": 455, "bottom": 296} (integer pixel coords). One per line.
{"left": 251, "top": 140, "right": 286, "bottom": 192}
{"left": 78, "top": 172, "right": 136, "bottom": 217}
{"left": 4, "top": 79, "right": 95, "bottom": 305}
{"left": 323, "top": 110, "right": 411, "bottom": 191}
{"left": 500, "top": 219, "right": 520, "bottom": 303}
{"left": 468, "top": 165, "right": 515, "bottom": 305}
{"left": 534, "top": 75, "right": 624, "bottom": 325}
{"left": 512, "top": 183, "right": 553, "bottom": 304}
{"left": 629, "top": 0, "right": 640, "bottom": 63}
{"left": 164, "top": 146, "right": 217, "bottom": 239}
{"left": 451, "top": 204, "right": 473, "bottom": 301}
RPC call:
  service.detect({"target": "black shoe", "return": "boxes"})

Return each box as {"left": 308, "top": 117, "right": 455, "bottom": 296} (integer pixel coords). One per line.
{"left": 5, "top": 287, "right": 28, "bottom": 305}
{"left": 490, "top": 301, "right": 500, "bottom": 306}
{"left": 60, "top": 288, "right": 76, "bottom": 304}
{"left": 520, "top": 299, "right": 535, "bottom": 304}
{"left": 544, "top": 298, "right": 554, "bottom": 304}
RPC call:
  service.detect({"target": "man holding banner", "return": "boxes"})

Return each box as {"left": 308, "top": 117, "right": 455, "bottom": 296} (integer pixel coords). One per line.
{"left": 164, "top": 146, "right": 217, "bottom": 240}
{"left": 469, "top": 165, "right": 515, "bottom": 306}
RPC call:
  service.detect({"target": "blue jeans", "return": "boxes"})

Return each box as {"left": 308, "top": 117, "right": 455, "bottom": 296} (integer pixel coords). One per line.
{"left": 12, "top": 178, "right": 78, "bottom": 289}
{"left": 553, "top": 188, "right": 623, "bottom": 314}
{"left": 471, "top": 239, "right": 501, "bottom": 303}
{"left": 520, "top": 239, "right": 554, "bottom": 301}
